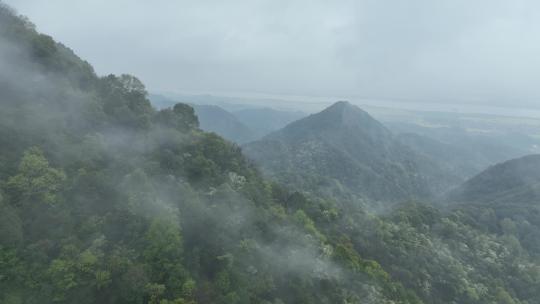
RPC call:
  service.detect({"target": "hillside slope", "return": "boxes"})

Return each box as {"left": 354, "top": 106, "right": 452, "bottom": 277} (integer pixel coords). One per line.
{"left": 446, "top": 155, "right": 540, "bottom": 254}
{"left": 244, "top": 101, "right": 459, "bottom": 202}
{"left": 449, "top": 154, "right": 540, "bottom": 203}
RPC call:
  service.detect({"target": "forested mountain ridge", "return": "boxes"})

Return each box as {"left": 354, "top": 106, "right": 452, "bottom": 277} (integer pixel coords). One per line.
{"left": 2, "top": 3, "right": 540, "bottom": 304}
{"left": 448, "top": 154, "right": 540, "bottom": 203}
{"left": 243, "top": 101, "right": 460, "bottom": 202}
{"left": 446, "top": 154, "right": 540, "bottom": 255}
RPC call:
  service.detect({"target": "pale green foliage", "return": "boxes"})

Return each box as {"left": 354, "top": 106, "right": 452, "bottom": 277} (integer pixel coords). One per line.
{"left": 145, "top": 283, "right": 166, "bottom": 304}
{"left": 495, "top": 287, "right": 517, "bottom": 304}
{"left": 144, "top": 219, "right": 183, "bottom": 267}
{"left": 6, "top": 147, "right": 65, "bottom": 205}
{"left": 293, "top": 210, "right": 326, "bottom": 242}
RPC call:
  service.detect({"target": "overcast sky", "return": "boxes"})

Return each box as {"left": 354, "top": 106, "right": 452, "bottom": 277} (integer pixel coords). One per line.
{"left": 5, "top": 0, "right": 540, "bottom": 107}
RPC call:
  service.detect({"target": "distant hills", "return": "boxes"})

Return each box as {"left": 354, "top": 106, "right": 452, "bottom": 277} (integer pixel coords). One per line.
{"left": 397, "top": 132, "right": 492, "bottom": 180}
{"left": 243, "top": 101, "right": 460, "bottom": 202}
{"left": 233, "top": 107, "right": 305, "bottom": 139}
{"left": 149, "top": 94, "right": 305, "bottom": 143}
{"left": 191, "top": 104, "right": 256, "bottom": 143}
{"left": 448, "top": 154, "right": 540, "bottom": 204}
{"left": 446, "top": 154, "right": 540, "bottom": 254}
{"left": 386, "top": 117, "right": 540, "bottom": 179}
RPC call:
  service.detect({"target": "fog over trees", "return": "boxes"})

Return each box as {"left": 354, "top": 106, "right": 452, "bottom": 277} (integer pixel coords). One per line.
{"left": 2, "top": 2, "right": 540, "bottom": 304}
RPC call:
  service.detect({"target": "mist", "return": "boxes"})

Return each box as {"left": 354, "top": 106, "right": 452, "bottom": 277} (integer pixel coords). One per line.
{"left": 3, "top": 1, "right": 540, "bottom": 303}
{"left": 6, "top": 0, "right": 540, "bottom": 108}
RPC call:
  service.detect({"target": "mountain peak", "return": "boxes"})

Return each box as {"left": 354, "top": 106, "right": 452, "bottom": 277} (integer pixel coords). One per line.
{"left": 321, "top": 101, "right": 356, "bottom": 116}
{"left": 313, "top": 100, "right": 386, "bottom": 131}
{"left": 327, "top": 100, "right": 353, "bottom": 109}
{"left": 262, "top": 100, "right": 391, "bottom": 143}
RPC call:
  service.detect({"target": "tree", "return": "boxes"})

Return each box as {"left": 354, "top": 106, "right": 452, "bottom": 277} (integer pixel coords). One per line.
{"left": 143, "top": 218, "right": 184, "bottom": 278}
{"left": 118, "top": 74, "right": 147, "bottom": 96}
{"left": 99, "top": 74, "right": 154, "bottom": 129}
{"left": 6, "top": 147, "right": 65, "bottom": 205}
{"left": 154, "top": 103, "right": 199, "bottom": 132}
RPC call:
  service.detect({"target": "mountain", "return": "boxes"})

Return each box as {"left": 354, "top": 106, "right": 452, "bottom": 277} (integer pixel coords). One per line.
{"left": 447, "top": 154, "right": 540, "bottom": 254}
{"left": 243, "top": 101, "right": 459, "bottom": 202}
{"left": 233, "top": 107, "right": 306, "bottom": 139}
{"left": 448, "top": 154, "right": 540, "bottom": 203}
{"left": 192, "top": 104, "right": 256, "bottom": 143}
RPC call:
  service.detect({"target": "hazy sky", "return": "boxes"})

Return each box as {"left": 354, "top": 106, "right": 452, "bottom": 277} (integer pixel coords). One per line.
{"left": 5, "top": 0, "right": 540, "bottom": 107}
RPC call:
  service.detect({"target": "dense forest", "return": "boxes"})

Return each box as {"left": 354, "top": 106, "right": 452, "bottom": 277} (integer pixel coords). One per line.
{"left": 1, "top": 3, "right": 540, "bottom": 304}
